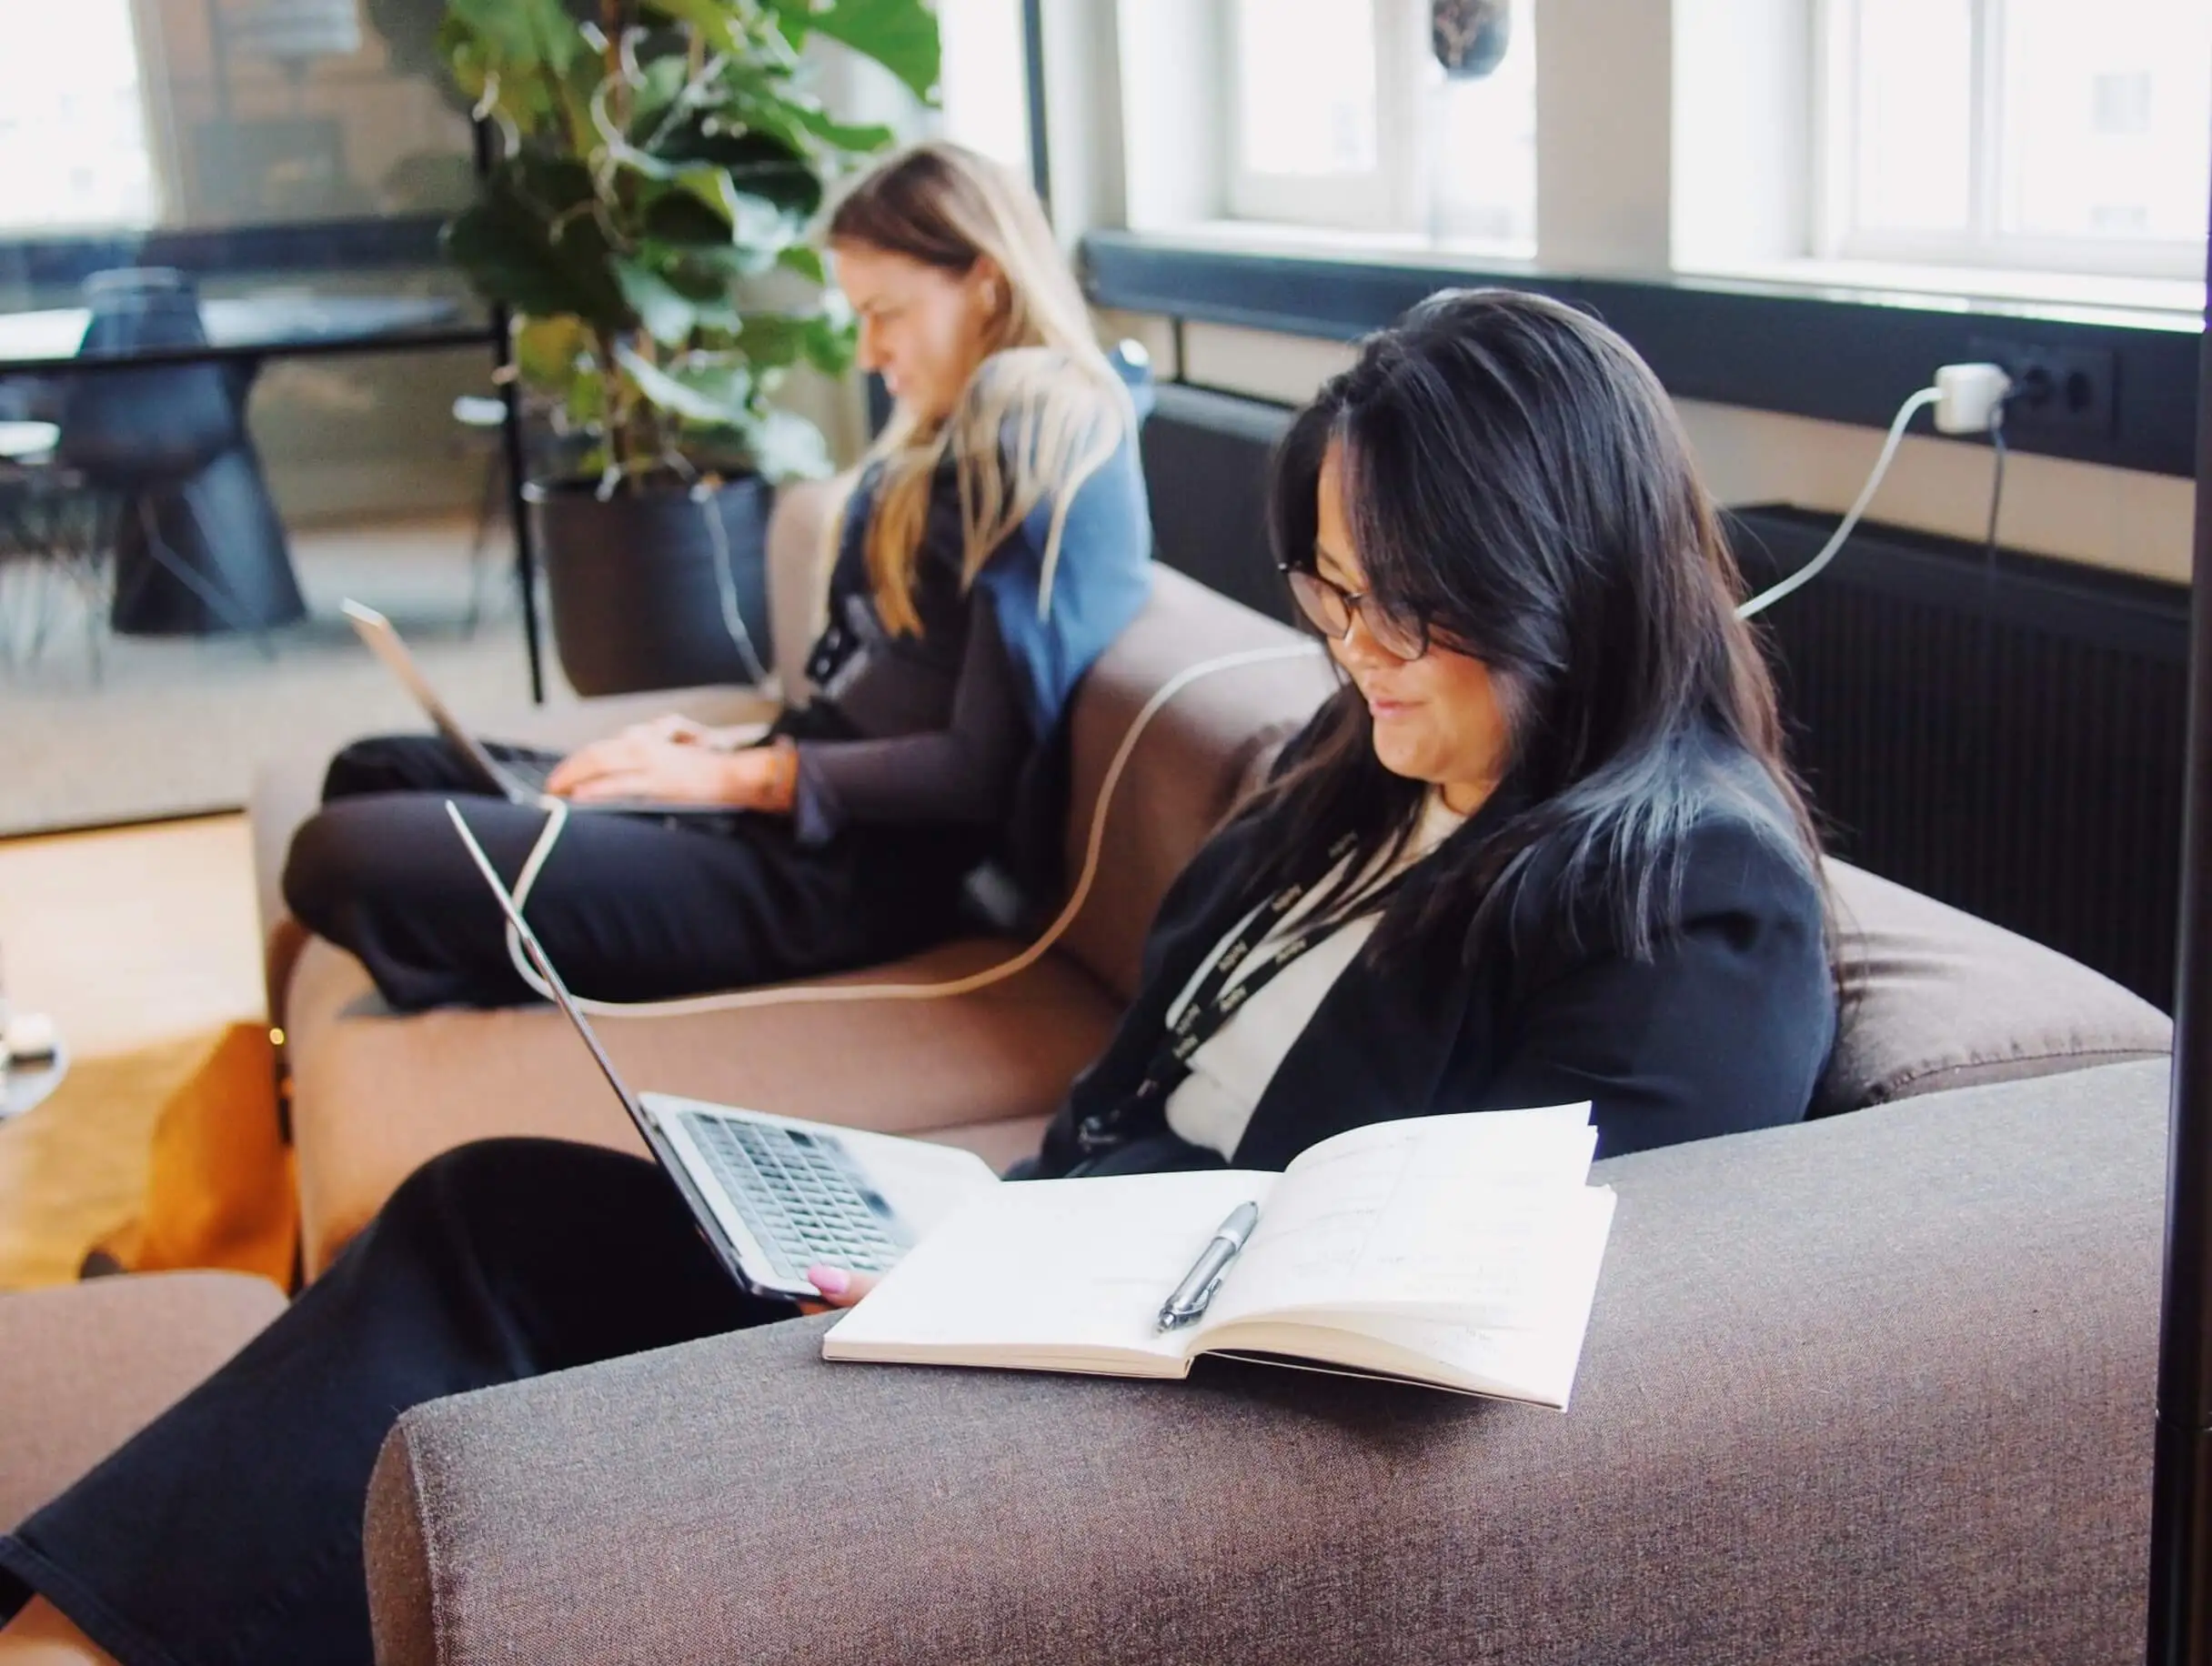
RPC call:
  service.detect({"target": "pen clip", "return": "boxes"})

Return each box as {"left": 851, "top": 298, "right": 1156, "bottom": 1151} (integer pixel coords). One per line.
{"left": 1155, "top": 1201, "right": 1261, "bottom": 1332}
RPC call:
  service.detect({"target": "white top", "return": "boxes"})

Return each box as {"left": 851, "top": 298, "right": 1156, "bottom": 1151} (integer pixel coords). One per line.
{"left": 1163, "top": 791, "right": 1468, "bottom": 1159}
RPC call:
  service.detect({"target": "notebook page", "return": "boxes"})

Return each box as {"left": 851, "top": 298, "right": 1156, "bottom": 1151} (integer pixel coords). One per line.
{"left": 1197, "top": 1107, "right": 1597, "bottom": 1334}
{"left": 1328, "top": 1186, "right": 1618, "bottom": 1405}
{"left": 823, "top": 1170, "right": 1274, "bottom": 1371}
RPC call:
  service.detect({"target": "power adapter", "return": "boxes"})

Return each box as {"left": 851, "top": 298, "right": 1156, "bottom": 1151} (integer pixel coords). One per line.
{"left": 1934, "top": 362, "right": 2012, "bottom": 435}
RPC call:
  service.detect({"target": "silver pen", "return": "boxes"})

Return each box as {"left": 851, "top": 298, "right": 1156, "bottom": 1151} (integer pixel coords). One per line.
{"left": 1156, "top": 1200, "right": 1262, "bottom": 1332}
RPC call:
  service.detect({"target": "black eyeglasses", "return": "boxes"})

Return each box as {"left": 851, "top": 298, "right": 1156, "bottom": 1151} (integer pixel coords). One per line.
{"left": 1279, "top": 563, "right": 1429, "bottom": 660}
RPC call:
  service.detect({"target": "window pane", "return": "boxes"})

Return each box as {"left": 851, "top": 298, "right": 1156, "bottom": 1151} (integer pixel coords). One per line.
{"left": 0, "top": 0, "right": 156, "bottom": 231}
{"left": 1852, "top": 0, "right": 1974, "bottom": 234}
{"left": 2001, "top": 0, "right": 2212, "bottom": 244}
{"left": 937, "top": 0, "right": 1033, "bottom": 175}
{"left": 1237, "top": 0, "right": 1378, "bottom": 176}
{"left": 1429, "top": 0, "right": 1537, "bottom": 246}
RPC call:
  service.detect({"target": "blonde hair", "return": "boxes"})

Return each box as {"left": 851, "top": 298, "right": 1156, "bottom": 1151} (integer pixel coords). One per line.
{"left": 827, "top": 141, "right": 1133, "bottom": 635}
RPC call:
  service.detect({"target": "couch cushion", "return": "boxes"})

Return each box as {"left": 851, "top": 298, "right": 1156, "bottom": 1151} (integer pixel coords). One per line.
{"left": 0, "top": 1271, "right": 285, "bottom": 1529}
{"left": 1058, "top": 567, "right": 1333, "bottom": 1001}
{"left": 1817, "top": 858, "right": 2172, "bottom": 1116}
{"left": 287, "top": 938, "right": 1119, "bottom": 1277}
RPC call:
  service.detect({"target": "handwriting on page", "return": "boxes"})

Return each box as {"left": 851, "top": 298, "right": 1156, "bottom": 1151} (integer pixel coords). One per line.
{"left": 1204, "top": 1108, "right": 1597, "bottom": 1330}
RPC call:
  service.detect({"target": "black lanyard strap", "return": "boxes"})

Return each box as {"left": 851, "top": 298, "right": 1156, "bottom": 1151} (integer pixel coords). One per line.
{"left": 1076, "top": 832, "right": 1402, "bottom": 1153}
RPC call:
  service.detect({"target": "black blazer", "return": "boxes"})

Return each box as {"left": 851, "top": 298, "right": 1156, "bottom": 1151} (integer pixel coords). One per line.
{"left": 1025, "top": 727, "right": 1837, "bottom": 1178}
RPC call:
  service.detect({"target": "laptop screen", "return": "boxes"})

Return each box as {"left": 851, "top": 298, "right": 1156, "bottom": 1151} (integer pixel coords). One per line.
{"left": 441, "top": 800, "right": 652, "bottom": 1130}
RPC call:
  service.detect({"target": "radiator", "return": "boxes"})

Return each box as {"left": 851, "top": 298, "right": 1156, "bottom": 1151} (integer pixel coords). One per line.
{"left": 1730, "top": 506, "right": 2188, "bottom": 1010}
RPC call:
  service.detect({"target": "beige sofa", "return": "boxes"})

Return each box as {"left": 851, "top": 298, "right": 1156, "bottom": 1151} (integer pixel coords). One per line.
{"left": 250, "top": 479, "right": 1338, "bottom": 1275}
{"left": 2, "top": 477, "right": 2183, "bottom": 1661}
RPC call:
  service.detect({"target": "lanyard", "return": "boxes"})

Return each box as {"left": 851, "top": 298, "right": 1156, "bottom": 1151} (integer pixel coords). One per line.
{"left": 1077, "top": 831, "right": 1401, "bottom": 1153}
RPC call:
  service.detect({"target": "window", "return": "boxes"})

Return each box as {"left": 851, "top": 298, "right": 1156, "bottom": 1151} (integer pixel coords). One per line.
{"left": 1821, "top": 0, "right": 2212, "bottom": 279}
{"left": 0, "top": 0, "right": 156, "bottom": 232}
{"left": 936, "top": 0, "right": 1033, "bottom": 176}
{"left": 1224, "top": 0, "right": 1535, "bottom": 251}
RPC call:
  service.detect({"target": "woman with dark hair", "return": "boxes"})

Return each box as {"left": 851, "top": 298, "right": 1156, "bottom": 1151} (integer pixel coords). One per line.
{"left": 281, "top": 141, "right": 1152, "bottom": 1011}
{"left": 0, "top": 289, "right": 1835, "bottom": 1666}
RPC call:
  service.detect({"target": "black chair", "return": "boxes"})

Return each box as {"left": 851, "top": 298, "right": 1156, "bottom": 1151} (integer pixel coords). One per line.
{"left": 55, "top": 268, "right": 297, "bottom": 650}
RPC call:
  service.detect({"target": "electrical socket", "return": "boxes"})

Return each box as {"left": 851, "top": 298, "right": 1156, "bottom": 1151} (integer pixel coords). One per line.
{"left": 1968, "top": 335, "right": 2118, "bottom": 438}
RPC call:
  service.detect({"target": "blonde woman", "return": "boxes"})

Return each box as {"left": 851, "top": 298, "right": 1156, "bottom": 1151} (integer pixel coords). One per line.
{"left": 280, "top": 142, "right": 1152, "bottom": 1010}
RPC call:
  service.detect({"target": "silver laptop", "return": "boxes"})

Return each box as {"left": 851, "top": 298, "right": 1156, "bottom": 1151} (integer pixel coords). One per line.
{"left": 344, "top": 599, "right": 755, "bottom": 818}
{"left": 444, "top": 799, "right": 1000, "bottom": 1301}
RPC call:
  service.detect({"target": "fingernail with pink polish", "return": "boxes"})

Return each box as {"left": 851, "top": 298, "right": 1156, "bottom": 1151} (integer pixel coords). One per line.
{"left": 806, "top": 1265, "right": 850, "bottom": 1296}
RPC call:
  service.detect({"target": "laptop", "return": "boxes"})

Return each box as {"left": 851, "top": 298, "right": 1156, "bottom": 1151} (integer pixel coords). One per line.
{"left": 343, "top": 599, "right": 758, "bottom": 818}
{"left": 444, "top": 799, "right": 1001, "bottom": 1301}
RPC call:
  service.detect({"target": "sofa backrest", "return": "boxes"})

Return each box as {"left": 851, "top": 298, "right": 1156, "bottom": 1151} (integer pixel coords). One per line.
{"left": 1817, "top": 858, "right": 2171, "bottom": 1115}
{"left": 1056, "top": 567, "right": 1334, "bottom": 1002}
{"left": 763, "top": 475, "right": 846, "bottom": 703}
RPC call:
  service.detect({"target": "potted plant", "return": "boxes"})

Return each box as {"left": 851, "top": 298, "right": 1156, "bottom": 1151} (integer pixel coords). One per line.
{"left": 433, "top": 0, "right": 937, "bottom": 695}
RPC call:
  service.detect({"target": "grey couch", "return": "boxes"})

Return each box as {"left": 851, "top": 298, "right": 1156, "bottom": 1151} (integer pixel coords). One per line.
{"left": 0, "top": 477, "right": 2180, "bottom": 1661}
{"left": 365, "top": 1059, "right": 2167, "bottom": 1664}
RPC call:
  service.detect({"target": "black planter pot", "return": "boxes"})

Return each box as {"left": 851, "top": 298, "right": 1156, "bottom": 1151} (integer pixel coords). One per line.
{"left": 528, "top": 473, "right": 775, "bottom": 698}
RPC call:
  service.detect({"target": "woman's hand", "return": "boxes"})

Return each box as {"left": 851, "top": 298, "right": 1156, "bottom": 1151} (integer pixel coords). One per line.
{"left": 796, "top": 1264, "right": 879, "bottom": 1315}
{"left": 545, "top": 734, "right": 796, "bottom": 810}
{"left": 618, "top": 714, "right": 772, "bottom": 752}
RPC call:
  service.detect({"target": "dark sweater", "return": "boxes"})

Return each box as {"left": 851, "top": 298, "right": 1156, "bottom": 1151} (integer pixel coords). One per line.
{"left": 780, "top": 431, "right": 1151, "bottom": 880}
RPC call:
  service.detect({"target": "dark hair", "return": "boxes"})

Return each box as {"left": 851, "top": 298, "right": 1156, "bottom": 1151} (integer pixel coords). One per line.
{"left": 1243, "top": 287, "right": 1825, "bottom": 968}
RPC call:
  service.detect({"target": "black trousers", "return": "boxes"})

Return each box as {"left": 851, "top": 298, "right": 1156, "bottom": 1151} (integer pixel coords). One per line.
{"left": 0, "top": 1140, "right": 786, "bottom": 1666}
{"left": 281, "top": 735, "right": 972, "bottom": 1009}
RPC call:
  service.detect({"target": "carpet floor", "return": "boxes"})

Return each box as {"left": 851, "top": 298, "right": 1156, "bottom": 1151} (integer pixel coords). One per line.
{"left": 1, "top": 515, "right": 577, "bottom": 837}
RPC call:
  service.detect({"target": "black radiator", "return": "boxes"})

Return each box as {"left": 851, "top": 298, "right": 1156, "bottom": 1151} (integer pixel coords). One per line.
{"left": 1731, "top": 505, "right": 2188, "bottom": 1010}
{"left": 1139, "top": 386, "right": 2191, "bottom": 1009}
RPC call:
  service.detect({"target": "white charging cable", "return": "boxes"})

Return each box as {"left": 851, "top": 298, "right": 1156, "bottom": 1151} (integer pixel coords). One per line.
{"left": 497, "top": 640, "right": 1328, "bottom": 1017}
{"left": 1736, "top": 385, "right": 1941, "bottom": 620}
{"left": 1734, "top": 364, "right": 2009, "bottom": 621}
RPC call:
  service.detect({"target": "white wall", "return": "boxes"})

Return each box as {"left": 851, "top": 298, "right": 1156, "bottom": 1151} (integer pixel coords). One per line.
{"left": 1151, "top": 316, "right": 2195, "bottom": 584}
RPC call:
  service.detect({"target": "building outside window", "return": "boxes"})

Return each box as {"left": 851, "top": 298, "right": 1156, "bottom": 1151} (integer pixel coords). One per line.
{"left": 0, "top": 0, "right": 158, "bottom": 232}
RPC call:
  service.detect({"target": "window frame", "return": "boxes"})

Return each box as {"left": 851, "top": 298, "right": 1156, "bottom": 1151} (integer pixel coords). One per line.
{"left": 1218, "top": 0, "right": 1538, "bottom": 253}
{"left": 1815, "top": 0, "right": 2207, "bottom": 282}
{"left": 1221, "top": 0, "right": 1416, "bottom": 232}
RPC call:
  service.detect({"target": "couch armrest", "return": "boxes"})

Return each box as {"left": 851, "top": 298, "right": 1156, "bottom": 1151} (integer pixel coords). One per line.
{"left": 367, "top": 1061, "right": 2163, "bottom": 1665}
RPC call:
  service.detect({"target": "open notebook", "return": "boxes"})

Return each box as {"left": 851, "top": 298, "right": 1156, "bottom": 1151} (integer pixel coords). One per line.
{"left": 823, "top": 1105, "right": 1617, "bottom": 1408}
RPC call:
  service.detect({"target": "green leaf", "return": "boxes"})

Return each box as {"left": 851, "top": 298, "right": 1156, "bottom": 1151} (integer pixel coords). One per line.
{"left": 565, "top": 369, "right": 608, "bottom": 435}
{"left": 801, "top": 308, "right": 855, "bottom": 376}
{"left": 617, "top": 343, "right": 756, "bottom": 427}
{"left": 635, "top": 0, "right": 749, "bottom": 56}
{"left": 726, "top": 303, "right": 853, "bottom": 376}
{"left": 614, "top": 258, "right": 706, "bottom": 346}
{"left": 770, "top": 0, "right": 940, "bottom": 103}
{"left": 730, "top": 311, "right": 809, "bottom": 368}
{"left": 749, "top": 406, "right": 834, "bottom": 479}
{"left": 442, "top": 158, "right": 633, "bottom": 331}
{"left": 628, "top": 51, "right": 693, "bottom": 129}
{"left": 515, "top": 316, "right": 595, "bottom": 384}
{"left": 448, "top": 0, "right": 578, "bottom": 77}
{"left": 658, "top": 123, "right": 822, "bottom": 217}
{"left": 786, "top": 104, "right": 898, "bottom": 154}
{"left": 776, "top": 244, "right": 828, "bottom": 285}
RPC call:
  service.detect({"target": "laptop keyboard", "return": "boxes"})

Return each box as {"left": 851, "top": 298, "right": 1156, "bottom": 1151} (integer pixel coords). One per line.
{"left": 680, "top": 1113, "right": 904, "bottom": 1283}
{"left": 499, "top": 753, "right": 556, "bottom": 794}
